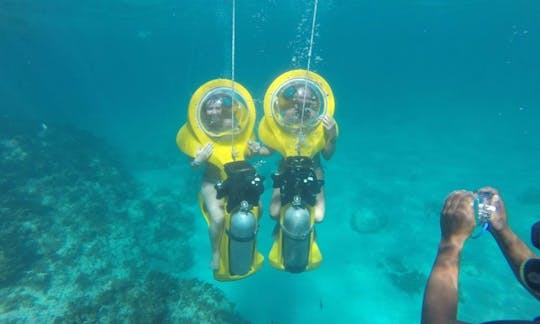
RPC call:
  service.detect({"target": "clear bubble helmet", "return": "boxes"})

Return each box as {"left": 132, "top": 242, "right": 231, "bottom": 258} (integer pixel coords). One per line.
{"left": 197, "top": 88, "right": 250, "bottom": 141}
{"left": 272, "top": 80, "right": 326, "bottom": 132}
{"left": 259, "top": 69, "right": 336, "bottom": 158}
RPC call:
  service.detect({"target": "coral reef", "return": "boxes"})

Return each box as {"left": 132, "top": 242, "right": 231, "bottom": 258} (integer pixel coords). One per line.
{"left": 0, "top": 220, "right": 39, "bottom": 287}
{"left": 0, "top": 117, "right": 241, "bottom": 322}
{"left": 60, "top": 271, "right": 248, "bottom": 323}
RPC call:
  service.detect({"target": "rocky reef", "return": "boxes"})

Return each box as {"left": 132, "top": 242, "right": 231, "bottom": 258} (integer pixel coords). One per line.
{"left": 377, "top": 255, "right": 427, "bottom": 295}
{"left": 0, "top": 116, "right": 247, "bottom": 322}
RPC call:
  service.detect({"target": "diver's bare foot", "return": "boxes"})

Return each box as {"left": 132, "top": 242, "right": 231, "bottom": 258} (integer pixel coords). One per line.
{"left": 210, "top": 252, "right": 220, "bottom": 270}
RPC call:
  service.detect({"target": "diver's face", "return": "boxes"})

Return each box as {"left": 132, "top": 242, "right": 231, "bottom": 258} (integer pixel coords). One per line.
{"left": 292, "top": 90, "right": 318, "bottom": 119}
{"left": 293, "top": 88, "right": 316, "bottom": 105}
{"left": 283, "top": 106, "right": 300, "bottom": 122}
{"left": 205, "top": 100, "right": 223, "bottom": 126}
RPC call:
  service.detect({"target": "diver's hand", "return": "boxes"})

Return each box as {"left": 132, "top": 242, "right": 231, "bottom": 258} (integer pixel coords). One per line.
{"left": 231, "top": 146, "right": 239, "bottom": 160}
{"left": 193, "top": 142, "right": 213, "bottom": 166}
{"left": 320, "top": 114, "right": 337, "bottom": 143}
{"left": 478, "top": 186, "right": 508, "bottom": 233}
{"left": 248, "top": 140, "right": 262, "bottom": 155}
{"left": 440, "top": 190, "right": 476, "bottom": 247}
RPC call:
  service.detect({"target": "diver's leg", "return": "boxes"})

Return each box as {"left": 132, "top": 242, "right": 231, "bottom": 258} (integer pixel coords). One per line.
{"left": 269, "top": 187, "right": 281, "bottom": 220}
{"left": 314, "top": 186, "right": 326, "bottom": 223}
{"left": 201, "top": 181, "right": 225, "bottom": 270}
{"left": 313, "top": 166, "right": 325, "bottom": 223}
{"left": 269, "top": 188, "right": 281, "bottom": 240}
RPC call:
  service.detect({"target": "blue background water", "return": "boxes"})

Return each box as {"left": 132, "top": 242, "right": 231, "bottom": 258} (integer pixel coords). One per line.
{"left": 1, "top": 0, "right": 539, "bottom": 323}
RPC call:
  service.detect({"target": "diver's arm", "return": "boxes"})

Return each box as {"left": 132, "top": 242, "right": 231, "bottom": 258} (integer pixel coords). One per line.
{"left": 491, "top": 226, "right": 539, "bottom": 299}
{"left": 320, "top": 115, "right": 337, "bottom": 160}
{"left": 322, "top": 137, "right": 336, "bottom": 160}
{"left": 422, "top": 242, "right": 465, "bottom": 324}
{"left": 478, "top": 187, "right": 540, "bottom": 300}
{"left": 422, "top": 190, "right": 476, "bottom": 324}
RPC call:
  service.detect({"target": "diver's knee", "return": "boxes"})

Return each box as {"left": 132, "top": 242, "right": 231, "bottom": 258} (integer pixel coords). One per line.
{"left": 208, "top": 207, "right": 225, "bottom": 225}
{"left": 270, "top": 202, "right": 280, "bottom": 219}
{"left": 314, "top": 205, "right": 325, "bottom": 223}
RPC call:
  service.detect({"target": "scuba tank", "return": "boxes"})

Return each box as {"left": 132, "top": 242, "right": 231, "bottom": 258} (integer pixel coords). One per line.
{"left": 216, "top": 161, "right": 264, "bottom": 276}
{"left": 282, "top": 196, "right": 312, "bottom": 272}
{"left": 228, "top": 201, "right": 257, "bottom": 275}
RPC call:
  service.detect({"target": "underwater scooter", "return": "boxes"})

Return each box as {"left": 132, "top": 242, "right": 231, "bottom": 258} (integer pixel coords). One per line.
{"left": 258, "top": 69, "right": 336, "bottom": 273}
{"left": 215, "top": 160, "right": 265, "bottom": 277}
{"left": 270, "top": 156, "right": 323, "bottom": 272}
{"left": 177, "top": 78, "right": 266, "bottom": 281}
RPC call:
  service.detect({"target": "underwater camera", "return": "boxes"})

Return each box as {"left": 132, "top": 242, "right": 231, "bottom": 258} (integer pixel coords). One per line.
{"left": 471, "top": 191, "right": 496, "bottom": 238}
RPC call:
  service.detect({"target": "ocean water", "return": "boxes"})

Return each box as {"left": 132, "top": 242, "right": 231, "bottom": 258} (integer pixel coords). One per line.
{"left": 1, "top": 0, "right": 539, "bottom": 323}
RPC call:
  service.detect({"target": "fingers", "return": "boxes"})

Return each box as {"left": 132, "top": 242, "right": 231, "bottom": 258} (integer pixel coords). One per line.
{"left": 477, "top": 186, "right": 499, "bottom": 196}
{"left": 443, "top": 190, "right": 474, "bottom": 215}
{"left": 248, "top": 140, "right": 261, "bottom": 153}
{"left": 195, "top": 142, "right": 214, "bottom": 163}
{"left": 319, "top": 115, "right": 336, "bottom": 129}
{"left": 231, "top": 147, "right": 239, "bottom": 159}
{"left": 442, "top": 189, "right": 475, "bottom": 221}
{"left": 441, "top": 190, "right": 476, "bottom": 243}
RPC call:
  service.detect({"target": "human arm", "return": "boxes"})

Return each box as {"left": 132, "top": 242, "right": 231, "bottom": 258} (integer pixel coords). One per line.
{"left": 480, "top": 186, "right": 540, "bottom": 300}
{"left": 246, "top": 139, "right": 273, "bottom": 157}
{"left": 190, "top": 142, "right": 213, "bottom": 168}
{"left": 422, "top": 190, "right": 476, "bottom": 324}
{"left": 320, "top": 114, "right": 337, "bottom": 160}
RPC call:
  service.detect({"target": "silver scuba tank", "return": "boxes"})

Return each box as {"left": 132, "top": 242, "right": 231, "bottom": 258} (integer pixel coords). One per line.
{"left": 228, "top": 201, "right": 257, "bottom": 275}
{"left": 282, "top": 196, "right": 312, "bottom": 272}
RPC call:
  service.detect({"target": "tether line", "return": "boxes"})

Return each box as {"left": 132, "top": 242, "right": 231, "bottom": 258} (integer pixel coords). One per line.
{"left": 305, "top": 0, "right": 318, "bottom": 75}
{"left": 297, "top": 0, "right": 319, "bottom": 155}
{"left": 230, "top": 0, "right": 237, "bottom": 159}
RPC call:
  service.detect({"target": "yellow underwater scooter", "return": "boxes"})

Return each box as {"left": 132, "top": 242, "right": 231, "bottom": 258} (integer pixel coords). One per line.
{"left": 258, "top": 69, "right": 337, "bottom": 273}
{"left": 176, "top": 79, "right": 264, "bottom": 281}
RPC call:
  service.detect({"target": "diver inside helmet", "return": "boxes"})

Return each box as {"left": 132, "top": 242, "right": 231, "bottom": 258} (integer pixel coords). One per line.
{"left": 199, "top": 93, "right": 242, "bottom": 138}
{"left": 274, "top": 82, "right": 323, "bottom": 130}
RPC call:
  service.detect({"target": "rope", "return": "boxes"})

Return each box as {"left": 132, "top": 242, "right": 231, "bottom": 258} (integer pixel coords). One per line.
{"left": 305, "top": 0, "right": 318, "bottom": 75}
{"left": 230, "top": 0, "right": 237, "bottom": 160}
{"left": 297, "top": 0, "right": 319, "bottom": 154}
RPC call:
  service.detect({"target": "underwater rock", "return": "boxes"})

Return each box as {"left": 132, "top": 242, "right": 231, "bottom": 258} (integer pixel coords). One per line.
{"left": 350, "top": 207, "right": 389, "bottom": 234}
{"left": 61, "top": 271, "right": 249, "bottom": 323}
{"left": 0, "top": 117, "right": 199, "bottom": 321}
{"left": 132, "top": 189, "right": 196, "bottom": 273}
{"left": 377, "top": 256, "right": 427, "bottom": 295}
{"left": 0, "top": 222, "right": 40, "bottom": 287}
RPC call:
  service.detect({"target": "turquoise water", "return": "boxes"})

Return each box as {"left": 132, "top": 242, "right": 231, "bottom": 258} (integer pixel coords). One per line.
{"left": 1, "top": 0, "right": 539, "bottom": 322}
